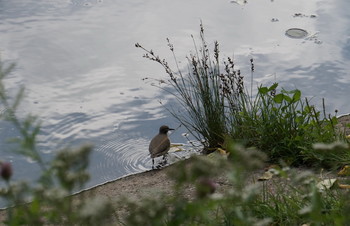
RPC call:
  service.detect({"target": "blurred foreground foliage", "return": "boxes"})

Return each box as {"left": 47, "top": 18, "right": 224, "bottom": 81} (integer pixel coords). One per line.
{"left": 119, "top": 142, "right": 350, "bottom": 226}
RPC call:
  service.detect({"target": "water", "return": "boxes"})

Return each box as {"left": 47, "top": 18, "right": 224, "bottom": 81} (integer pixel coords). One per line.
{"left": 0, "top": 0, "right": 349, "bottom": 192}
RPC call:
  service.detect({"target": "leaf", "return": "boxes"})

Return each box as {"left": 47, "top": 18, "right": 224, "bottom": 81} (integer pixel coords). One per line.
{"left": 292, "top": 89, "right": 301, "bottom": 102}
{"left": 216, "top": 148, "right": 229, "bottom": 156}
{"left": 283, "top": 95, "right": 292, "bottom": 103}
{"left": 281, "top": 88, "right": 298, "bottom": 95}
{"left": 316, "top": 179, "right": 337, "bottom": 191}
{"left": 268, "top": 83, "right": 278, "bottom": 91}
{"left": 258, "top": 171, "right": 274, "bottom": 181}
{"left": 338, "top": 183, "right": 350, "bottom": 189}
{"left": 258, "top": 86, "right": 269, "bottom": 95}
{"left": 338, "top": 165, "right": 350, "bottom": 176}
{"left": 168, "top": 143, "right": 185, "bottom": 153}
{"left": 273, "top": 94, "right": 284, "bottom": 103}
{"left": 207, "top": 148, "right": 229, "bottom": 159}
{"left": 168, "top": 146, "right": 184, "bottom": 153}
{"left": 258, "top": 165, "right": 281, "bottom": 181}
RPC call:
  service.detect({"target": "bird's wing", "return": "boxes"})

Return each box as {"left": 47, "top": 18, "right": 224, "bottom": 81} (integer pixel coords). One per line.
{"left": 149, "top": 135, "right": 170, "bottom": 158}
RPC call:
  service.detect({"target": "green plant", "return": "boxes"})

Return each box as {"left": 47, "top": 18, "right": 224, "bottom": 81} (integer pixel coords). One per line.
{"left": 234, "top": 83, "right": 344, "bottom": 166}
{"left": 250, "top": 169, "right": 350, "bottom": 225}
{"left": 303, "top": 142, "right": 350, "bottom": 169}
{"left": 136, "top": 23, "right": 245, "bottom": 153}
{"left": 136, "top": 24, "right": 344, "bottom": 166}
{"left": 129, "top": 24, "right": 350, "bottom": 224}
{"left": 119, "top": 139, "right": 350, "bottom": 225}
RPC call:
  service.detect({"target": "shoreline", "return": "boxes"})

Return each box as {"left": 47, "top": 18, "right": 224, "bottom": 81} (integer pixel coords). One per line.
{"left": 81, "top": 113, "right": 349, "bottom": 196}
{"left": 0, "top": 115, "right": 348, "bottom": 223}
{"left": 75, "top": 114, "right": 350, "bottom": 203}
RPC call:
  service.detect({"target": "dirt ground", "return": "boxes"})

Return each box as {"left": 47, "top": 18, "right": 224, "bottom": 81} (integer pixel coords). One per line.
{"left": 80, "top": 165, "right": 177, "bottom": 202}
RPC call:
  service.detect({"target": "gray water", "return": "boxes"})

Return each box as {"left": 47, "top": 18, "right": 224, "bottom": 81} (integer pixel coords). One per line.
{"left": 0, "top": 0, "right": 349, "bottom": 191}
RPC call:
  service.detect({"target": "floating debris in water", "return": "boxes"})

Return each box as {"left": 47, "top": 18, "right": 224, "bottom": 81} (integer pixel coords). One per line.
{"left": 293, "top": 13, "right": 317, "bottom": 18}
{"left": 271, "top": 18, "right": 279, "bottom": 22}
{"left": 285, "top": 28, "right": 323, "bottom": 44}
{"left": 230, "top": 0, "right": 247, "bottom": 5}
{"left": 304, "top": 32, "right": 323, "bottom": 44}
{"left": 285, "top": 28, "right": 308, "bottom": 39}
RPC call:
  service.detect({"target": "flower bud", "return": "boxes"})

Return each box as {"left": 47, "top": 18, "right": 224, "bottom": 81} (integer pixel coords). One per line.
{"left": 196, "top": 178, "right": 218, "bottom": 198}
{"left": 1, "top": 162, "right": 12, "bottom": 181}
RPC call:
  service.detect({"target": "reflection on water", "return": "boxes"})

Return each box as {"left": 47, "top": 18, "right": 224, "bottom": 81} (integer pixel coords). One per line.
{"left": 0, "top": 0, "right": 349, "bottom": 196}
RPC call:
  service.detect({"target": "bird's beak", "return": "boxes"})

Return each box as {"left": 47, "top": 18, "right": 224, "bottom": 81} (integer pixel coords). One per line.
{"left": 169, "top": 128, "right": 175, "bottom": 130}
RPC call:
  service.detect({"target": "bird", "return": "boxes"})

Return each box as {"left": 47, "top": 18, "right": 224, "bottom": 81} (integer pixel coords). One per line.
{"left": 149, "top": 125, "right": 174, "bottom": 169}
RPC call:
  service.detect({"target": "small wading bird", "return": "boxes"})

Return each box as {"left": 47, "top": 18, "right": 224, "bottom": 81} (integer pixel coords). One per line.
{"left": 149, "top": 125, "right": 174, "bottom": 169}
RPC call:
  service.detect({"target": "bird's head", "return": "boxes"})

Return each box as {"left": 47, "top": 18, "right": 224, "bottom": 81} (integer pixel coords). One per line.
{"left": 159, "top": 125, "right": 174, "bottom": 134}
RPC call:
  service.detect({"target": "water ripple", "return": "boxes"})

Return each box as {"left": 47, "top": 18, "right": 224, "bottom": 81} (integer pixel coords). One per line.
{"left": 89, "top": 134, "right": 150, "bottom": 184}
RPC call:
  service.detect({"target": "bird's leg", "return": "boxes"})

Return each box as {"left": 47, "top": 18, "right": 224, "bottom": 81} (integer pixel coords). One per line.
{"left": 152, "top": 158, "right": 155, "bottom": 170}
{"left": 162, "top": 154, "right": 168, "bottom": 166}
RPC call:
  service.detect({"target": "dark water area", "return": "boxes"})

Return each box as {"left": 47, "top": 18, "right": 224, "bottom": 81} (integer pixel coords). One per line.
{"left": 0, "top": 0, "right": 349, "bottom": 201}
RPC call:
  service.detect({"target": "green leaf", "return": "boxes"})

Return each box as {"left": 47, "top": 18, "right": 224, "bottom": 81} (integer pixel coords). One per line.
{"left": 268, "top": 83, "right": 278, "bottom": 91}
{"left": 292, "top": 90, "right": 301, "bottom": 102}
{"left": 258, "top": 86, "right": 269, "bottom": 95}
{"left": 281, "top": 88, "right": 295, "bottom": 94}
{"left": 273, "top": 94, "right": 284, "bottom": 103}
{"left": 284, "top": 95, "right": 292, "bottom": 103}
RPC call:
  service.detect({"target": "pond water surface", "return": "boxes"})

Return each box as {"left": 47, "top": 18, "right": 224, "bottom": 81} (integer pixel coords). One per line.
{"left": 0, "top": 0, "right": 349, "bottom": 195}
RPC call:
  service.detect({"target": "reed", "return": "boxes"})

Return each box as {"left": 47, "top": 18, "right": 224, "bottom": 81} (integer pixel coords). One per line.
{"left": 136, "top": 24, "right": 245, "bottom": 153}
